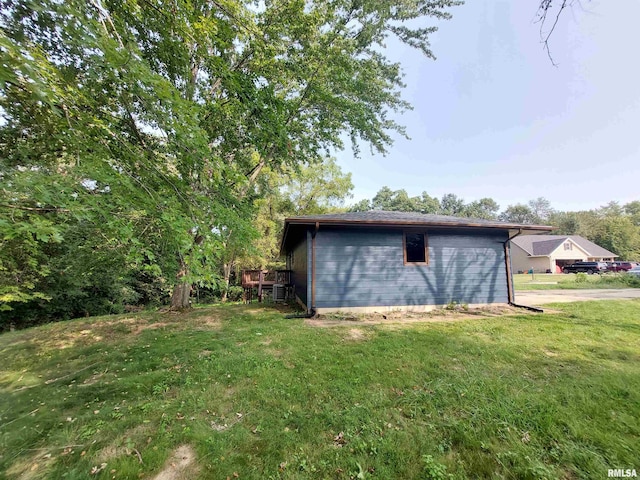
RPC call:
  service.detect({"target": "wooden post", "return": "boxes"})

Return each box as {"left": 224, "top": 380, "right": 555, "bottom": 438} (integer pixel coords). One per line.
{"left": 258, "top": 270, "right": 264, "bottom": 302}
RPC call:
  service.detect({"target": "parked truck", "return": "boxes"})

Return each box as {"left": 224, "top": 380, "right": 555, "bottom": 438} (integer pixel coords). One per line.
{"left": 561, "top": 261, "right": 608, "bottom": 274}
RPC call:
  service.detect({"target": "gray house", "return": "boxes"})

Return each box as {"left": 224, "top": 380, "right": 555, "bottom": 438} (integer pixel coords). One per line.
{"left": 280, "top": 211, "right": 553, "bottom": 314}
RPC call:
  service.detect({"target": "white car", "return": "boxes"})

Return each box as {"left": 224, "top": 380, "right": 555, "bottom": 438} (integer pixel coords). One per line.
{"left": 627, "top": 266, "right": 640, "bottom": 278}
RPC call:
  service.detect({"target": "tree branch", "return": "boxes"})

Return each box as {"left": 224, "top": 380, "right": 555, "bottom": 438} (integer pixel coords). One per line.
{"left": 536, "top": 0, "right": 570, "bottom": 67}
{"left": 0, "top": 204, "right": 70, "bottom": 213}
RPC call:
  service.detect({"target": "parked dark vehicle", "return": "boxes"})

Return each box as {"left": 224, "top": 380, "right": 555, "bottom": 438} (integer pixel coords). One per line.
{"left": 607, "top": 262, "right": 636, "bottom": 272}
{"left": 562, "top": 262, "right": 608, "bottom": 274}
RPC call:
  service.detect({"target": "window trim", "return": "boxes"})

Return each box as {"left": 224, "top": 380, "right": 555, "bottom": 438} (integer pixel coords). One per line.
{"left": 403, "top": 231, "right": 429, "bottom": 265}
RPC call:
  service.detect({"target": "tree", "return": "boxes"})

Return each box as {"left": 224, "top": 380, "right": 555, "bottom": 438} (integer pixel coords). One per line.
{"left": 224, "top": 158, "right": 354, "bottom": 300}
{"left": 546, "top": 203, "right": 640, "bottom": 261}
{"left": 592, "top": 216, "right": 640, "bottom": 261}
{"left": 439, "top": 193, "right": 466, "bottom": 216}
{"left": 350, "top": 199, "right": 374, "bottom": 212}
{"left": 280, "top": 159, "right": 353, "bottom": 216}
{"left": 0, "top": 0, "right": 461, "bottom": 315}
{"left": 349, "top": 187, "right": 503, "bottom": 219}
{"left": 528, "top": 197, "right": 554, "bottom": 222}
{"left": 548, "top": 211, "right": 581, "bottom": 235}
{"left": 349, "top": 187, "right": 440, "bottom": 213}
{"left": 624, "top": 201, "right": 640, "bottom": 226}
{"left": 536, "top": 0, "right": 584, "bottom": 66}
{"left": 499, "top": 204, "right": 540, "bottom": 224}
{"left": 371, "top": 187, "right": 419, "bottom": 212}
{"left": 464, "top": 198, "right": 500, "bottom": 220}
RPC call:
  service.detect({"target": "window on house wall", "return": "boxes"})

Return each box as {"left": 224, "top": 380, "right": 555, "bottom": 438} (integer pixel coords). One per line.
{"left": 404, "top": 232, "right": 428, "bottom": 264}
{"left": 564, "top": 242, "right": 572, "bottom": 251}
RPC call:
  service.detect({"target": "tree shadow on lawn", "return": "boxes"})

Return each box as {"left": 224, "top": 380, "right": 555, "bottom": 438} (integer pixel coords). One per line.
{"left": 1, "top": 302, "right": 639, "bottom": 479}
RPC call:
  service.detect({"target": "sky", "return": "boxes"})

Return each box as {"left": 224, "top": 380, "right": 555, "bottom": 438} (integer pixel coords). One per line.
{"left": 333, "top": 1, "right": 640, "bottom": 212}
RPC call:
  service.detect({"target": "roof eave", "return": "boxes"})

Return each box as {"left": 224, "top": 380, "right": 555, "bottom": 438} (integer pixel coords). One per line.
{"left": 284, "top": 217, "right": 555, "bottom": 232}
{"left": 280, "top": 218, "right": 554, "bottom": 254}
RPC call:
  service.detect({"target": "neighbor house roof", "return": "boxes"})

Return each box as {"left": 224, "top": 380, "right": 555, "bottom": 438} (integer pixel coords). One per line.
{"left": 511, "top": 235, "right": 617, "bottom": 258}
{"left": 281, "top": 211, "right": 553, "bottom": 253}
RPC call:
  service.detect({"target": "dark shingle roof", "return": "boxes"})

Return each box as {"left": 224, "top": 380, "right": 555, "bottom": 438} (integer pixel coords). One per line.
{"left": 511, "top": 235, "right": 617, "bottom": 258}
{"left": 284, "top": 210, "right": 552, "bottom": 229}
{"left": 531, "top": 238, "right": 565, "bottom": 256}
{"left": 280, "top": 211, "right": 554, "bottom": 254}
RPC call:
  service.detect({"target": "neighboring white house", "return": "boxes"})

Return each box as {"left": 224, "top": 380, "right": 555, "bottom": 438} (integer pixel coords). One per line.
{"left": 510, "top": 235, "right": 618, "bottom": 273}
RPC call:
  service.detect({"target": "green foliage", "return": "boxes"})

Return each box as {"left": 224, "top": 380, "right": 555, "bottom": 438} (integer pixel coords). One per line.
{"left": 422, "top": 455, "right": 450, "bottom": 480}
{"left": 1, "top": 0, "right": 461, "bottom": 319}
{"left": 354, "top": 187, "right": 441, "bottom": 214}
{"left": 349, "top": 187, "right": 499, "bottom": 219}
{"left": 528, "top": 197, "right": 554, "bottom": 223}
{"left": 499, "top": 204, "right": 540, "bottom": 224}
{"left": 463, "top": 197, "right": 500, "bottom": 220}
{"left": 574, "top": 272, "right": 588, "bottom": 283}
{"left": 439, "top": 193, "right": 465, "bottom": 216}
{"left": 513, "top": 273, "right": 640, "bottom": 290}
{"left": 547, "top": 202, "right": 640, "bottom": 260}
{"left": 234, "top": 159, "right": 354, "bottom": 272}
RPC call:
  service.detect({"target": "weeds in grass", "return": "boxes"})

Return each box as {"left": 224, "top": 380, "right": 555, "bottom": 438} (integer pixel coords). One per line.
{"left": 514, "top": 272, "right": 640, "bottom": 290}
{"left": 422, "top": 454, "right": 450, "bottom": 480}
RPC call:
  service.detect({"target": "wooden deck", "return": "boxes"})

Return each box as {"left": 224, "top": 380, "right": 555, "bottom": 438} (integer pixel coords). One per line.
{"left": 241, "top": 270, "right": 292, "bottom": 302}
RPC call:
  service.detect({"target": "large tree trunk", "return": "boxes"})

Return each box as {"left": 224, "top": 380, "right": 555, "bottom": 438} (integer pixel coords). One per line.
{"left": 220, "top": 262, "right": 232, "bottom": 302}
{"left": 170, "top": 263, "right": 192, "bottom": 310}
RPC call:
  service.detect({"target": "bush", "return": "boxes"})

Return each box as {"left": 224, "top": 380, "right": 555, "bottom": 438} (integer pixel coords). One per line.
{"left": 575, "top": 273, "right": 588, "bottom": 283}
{"left": 620, "top": 273, "right": 640, "bottom": 287}
{"left": 598, "top": 273, "right": 640, "bottom": 288}
{"left": 225, "top": 286, "right": 245, "bottom": 302}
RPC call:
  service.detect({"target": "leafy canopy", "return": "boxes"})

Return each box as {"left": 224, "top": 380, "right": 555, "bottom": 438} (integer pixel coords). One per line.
{"left": 0, "top": 0, "right": 460, "bottom": 318}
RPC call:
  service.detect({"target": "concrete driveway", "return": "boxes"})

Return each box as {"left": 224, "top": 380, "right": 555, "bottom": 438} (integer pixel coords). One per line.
{"left": 516, "top": 289, "right": 640, "bottom": 306}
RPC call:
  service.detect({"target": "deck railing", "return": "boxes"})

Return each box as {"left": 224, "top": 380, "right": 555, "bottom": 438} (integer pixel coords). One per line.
{"left": 241, "top": 270, "right": 292, "bottom": 302}
{"left": 241, "top": 270, "right": 291, "bottom": 287}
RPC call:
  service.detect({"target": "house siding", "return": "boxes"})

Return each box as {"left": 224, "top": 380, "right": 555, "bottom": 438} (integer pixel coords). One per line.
{"left": 510, "top": 244, "right": 553, "bottom": 273}
{"left": 313, "top": 227, "right": 508, "bottom": 308}
{"left": 290, "top": 231, "right": 310, "bottom": 308}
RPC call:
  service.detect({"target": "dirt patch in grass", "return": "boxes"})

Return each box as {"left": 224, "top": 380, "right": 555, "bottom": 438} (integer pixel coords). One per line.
{"left": 265, "top": 348, "right": 284, "bottom": 358}
{"left": 97, "top": 423, "right": 155, "bottom": 463}
{"left": 130, "top": 321, "right": 172, "bottom": 335}
{"left": 96, "top": 445, "right": 129, "bottom": 463}
{"left": 6, "top": 450, "right": 56, "bottom": 479}
{"left": 307, "top": 305, "right": 538, "bottom": 328}
{"left": 151, "top": 445, "right": 198, "bottom": 480}
{"left": 81, "top": 370, "right": 107, "bottom": 386}
{"left": 345, "top": 328, "right": 369, "bottom": 341}
{"left": 183, "top": 315, "right": 222, "bottom": 331}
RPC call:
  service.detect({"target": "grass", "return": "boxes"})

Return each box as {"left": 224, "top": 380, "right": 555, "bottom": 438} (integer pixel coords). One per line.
{"left": 1, "top": 301, "right": 639, "bottom": 479}
{"left": 514, "top": 272, "right": 640, "bottom": 290}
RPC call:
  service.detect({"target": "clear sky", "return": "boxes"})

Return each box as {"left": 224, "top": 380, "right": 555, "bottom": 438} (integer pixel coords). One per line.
{"left": 334, "top": 1, "right": 640, "bottom": 212}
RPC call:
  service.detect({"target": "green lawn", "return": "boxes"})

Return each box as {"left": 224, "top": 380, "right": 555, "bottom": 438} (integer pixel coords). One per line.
{"left": 513, "top": 272, "right": 640, "bottom": 290}
{"left": 1, "top": 301, "right": 639, "bottom": 479}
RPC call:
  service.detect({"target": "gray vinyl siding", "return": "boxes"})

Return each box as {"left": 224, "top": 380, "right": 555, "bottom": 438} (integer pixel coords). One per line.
{"left": 290, "top": 230, "right": 310, "bottom": 308}
{"left": 314, "top": 227, "right": 508, "bottom": 308}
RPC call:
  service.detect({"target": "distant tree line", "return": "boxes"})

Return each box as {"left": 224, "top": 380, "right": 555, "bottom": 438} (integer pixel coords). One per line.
{"left": 350, "top": 187, "right": 640, "bottom": 262}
